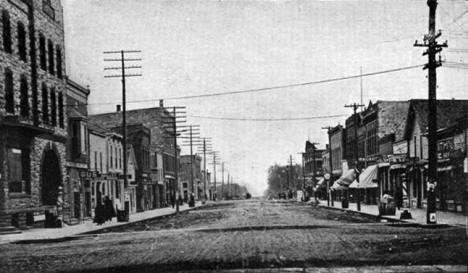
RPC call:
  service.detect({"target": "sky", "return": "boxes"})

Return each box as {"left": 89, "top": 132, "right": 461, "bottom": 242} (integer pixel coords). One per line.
{"left": 62, "top": 0, "right": 468, "bottom": 196}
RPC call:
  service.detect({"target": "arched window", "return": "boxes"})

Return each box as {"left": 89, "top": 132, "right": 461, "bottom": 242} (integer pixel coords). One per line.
{"left": 5, "top": 68, "right": 14, "bottom": 113}
{"left": 39, "top": 34, "right": 47, "bottom": 70}
{"left": 17, "top": 22, "right": 27, "bottom": 61}
{"left": 56, "top": 47, "right": 62, "bottom": 79}
{"left": 48, "top": 40, "right": 54, "bottom": 75}
{"left": 58, "top": 92, "right": 64, "bottom": 128}
{"left": 42, "top": 83, "right": 49, "bottom": 123}
{"left": 2, "top": 10, "right": 12, "bottom": 53}
{"left": 50, "top": 88, "right": 57, "bottom": 126}
{"left": 20, "top": 75, "right": 29, "bottom": 118}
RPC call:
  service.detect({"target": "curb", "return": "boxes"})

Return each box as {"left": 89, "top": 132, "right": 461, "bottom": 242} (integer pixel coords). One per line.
{"left": 318, "top": 204, "right": 454, "bottom": 229}
{"left": 9, "top": 204, "right": 208, "bottom": 244}
{"left": 78, "top": 204, "right": 206, "bottom": 235}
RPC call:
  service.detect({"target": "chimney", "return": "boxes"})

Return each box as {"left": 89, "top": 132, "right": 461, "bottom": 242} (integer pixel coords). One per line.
{"left": 116, "top": 105, "right": 121, "bottom": 112}
{"left": 159, "top": 100, "right": 164, "bottom": 108}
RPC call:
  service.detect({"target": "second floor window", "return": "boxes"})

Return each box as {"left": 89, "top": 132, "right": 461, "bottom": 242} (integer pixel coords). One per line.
{"left": 94, "top": 151, "right": 98, "bottom": 171}
{"left": 2, "top": 10, "right": 12, "bottom": 54}
{"left": 48, "top": 40, "right": 54, "bottom": 75}
{"left": 58, "top": 92, "right": 64, "bottom": 128}
{"left": 71, "top": 121, "right": 87, "bottom": 158}
{"left": 100, "top": 152, "right": 103, "bottom": 173}
{"left": 50, "top": 88, "right": 56, "bottom": 126}
{"left": 110, "top": 146, "right": 113, "bottom": 168}
{"left": 39, "top": 34, "right": 47, "bottom": 70}
{"left": 80, "top": 123, "right": 87, "bottom": 154}
{"left": 19, "top": 75, "right": 29, "bottom": 118}
{"left": 56, "top": 47, "right": 63, "bottom": 79}
{"left": 119, "top": 148, "right": 122, "bottom": 169}
{"left": 5, "top": 68, "right": 14, "bottom": 114}
{"left": 42, "top": 83, "right": 49, "bottom": 123}
{"left": 17, "top": 22, "right": 27, "bottom": 61}
{"left": 115, "top": 147, "right": 118, "bottom": 169}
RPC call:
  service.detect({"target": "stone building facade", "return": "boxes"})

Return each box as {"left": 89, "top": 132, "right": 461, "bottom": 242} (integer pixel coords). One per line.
{"left": 0, "top": 0, "right": 67, "bottom": 229}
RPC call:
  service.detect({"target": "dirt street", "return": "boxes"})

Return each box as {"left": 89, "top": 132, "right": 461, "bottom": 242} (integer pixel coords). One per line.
{"left": 0, "top": 200, "right": 466, "bottom": 272}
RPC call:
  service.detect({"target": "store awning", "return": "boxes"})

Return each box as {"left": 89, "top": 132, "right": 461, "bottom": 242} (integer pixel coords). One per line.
{"left": 314, "top": 178, "right": 326, "bottom": 191}
{"left": 349, "top": 165, "right": 378, "bottom": 189}
{"left": 336, "top": 169, "right": 355, "bottom": 186}
{"left": 331, "top": 181, "right": 347, "bottom": 191}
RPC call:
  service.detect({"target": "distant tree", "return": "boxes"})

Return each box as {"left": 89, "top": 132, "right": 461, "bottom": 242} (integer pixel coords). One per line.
{"left": 264, "top": 163, "right": 302, "bottom": 198}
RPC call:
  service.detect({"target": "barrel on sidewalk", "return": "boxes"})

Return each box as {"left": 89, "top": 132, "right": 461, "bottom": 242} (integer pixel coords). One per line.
{"left": 341, "top": 198, "right": 349, "bottom": 209}
{"left": 378, "top": 197, "right": 396, "bottom": 215}
{"left": 116, "top": 207, "right": 129, "bottom": 222}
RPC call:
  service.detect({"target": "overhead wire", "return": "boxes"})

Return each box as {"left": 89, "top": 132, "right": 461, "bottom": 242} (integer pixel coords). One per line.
{"left": 78, "top": 64, "right": 425, "bottom": 108}
{"left": 187, "top": 114, "right": 347, "bottom": 122}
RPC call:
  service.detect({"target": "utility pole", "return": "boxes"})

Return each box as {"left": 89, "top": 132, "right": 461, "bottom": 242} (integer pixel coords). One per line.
{"left": 104, "top": 50, "right": 142, "bottom": 222}
{"left": 308, "top": 142, "right": 319, "bottom": 201}
{"left": 414, "top": 0, "right": 447, "bottom": 224}
{"left": 221, "top": 162, "right": 225, "bottom": 199}
{"left": 345, "top": 103, "right": 364, "bottom": 211}
{"left": 196, "top": 138, "right": 212, "bottom": 203}
{"left": 322, "top": 126, "right": 335, "bottom": 207}
{"left": 297, "top": 152, "right": 306, "bottom": 201}
{"left": 228, "top": 172, "right": 231, "bottom": 198}
{"left": 290, "top": 155, "right": 294, "bottom": 192}
{"left": 163, "top": 106, "right": 187, "bottom": 213}
{"left": 180, "top": 125, "right": 200, "bottom": 207}
{"left": 208, "top": 151, "right": 221, "bottom": 201}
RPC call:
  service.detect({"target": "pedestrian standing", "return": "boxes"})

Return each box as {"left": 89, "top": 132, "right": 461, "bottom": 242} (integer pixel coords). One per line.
{"left": 395, "top": 187, "right": 403, "bottom": 210}
{"left": 171, "top": 194, "right": 175, "bottom": 208}
{"left": 93, "top": 202, "right": 105, "bottom": 226}
{"left": 104, "top": 196, "right": 116, "bottom": 221}
{"left": 178, "top": 194, "right": 183, "bottom": 205}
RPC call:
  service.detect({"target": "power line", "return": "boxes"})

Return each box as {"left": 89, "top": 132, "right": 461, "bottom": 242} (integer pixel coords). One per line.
{"left": 187, "top": 114, "right": 347, "bottom": 122}
{"left": 78, "top": 64, "right": 424, "bottom": 108}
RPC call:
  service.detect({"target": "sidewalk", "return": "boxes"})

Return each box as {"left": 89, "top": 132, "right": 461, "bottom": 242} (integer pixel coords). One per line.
{"left": 0, "top": 202, "right": 205, "bottom": 245}
{"left": 318, "top": 200, "right": 467, "bottom": 227}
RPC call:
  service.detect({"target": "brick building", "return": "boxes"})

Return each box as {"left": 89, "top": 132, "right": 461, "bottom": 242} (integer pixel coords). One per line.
{"left": 303, "top": 141, "right": 325, "bottom": 198}
{"left": 0, "top": 0, "right": 67, "bottom": 229}
{"left": 345, "top": 101, "right": 409, "bottom": 204}
{"left": 89, "top": 101, "right": 179, "bottom": 209}
{"left": 179, "top": 154, "right": 202, "bottom": 201}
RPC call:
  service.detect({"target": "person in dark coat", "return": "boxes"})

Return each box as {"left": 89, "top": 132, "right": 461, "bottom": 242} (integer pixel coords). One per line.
{"left": 395, "top": 187, "right": 403, "bottom": 210}
{"left": 93, "top": 202, "right": 105, "bottom": 226}
{"left": 178, "top": 195, "right": 183, "bottom": 205}
{"left": 104, "top": 196, "right": 116, "bottom": 221}
{"left": 171, "top": 194, "right": 176, "bottom": 208}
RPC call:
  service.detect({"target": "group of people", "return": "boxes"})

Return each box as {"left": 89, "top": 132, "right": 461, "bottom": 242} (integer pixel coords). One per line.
{"left": 93, "top": 196, "right": 116, "bottom": 225}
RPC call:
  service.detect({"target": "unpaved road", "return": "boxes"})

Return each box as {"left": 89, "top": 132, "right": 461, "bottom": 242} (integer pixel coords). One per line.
{"left": 0, "top": 199, "right": 466, "bottom": 272}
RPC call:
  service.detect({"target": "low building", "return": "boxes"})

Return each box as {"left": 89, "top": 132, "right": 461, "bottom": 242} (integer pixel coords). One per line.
{"left": 65, "top": 79, "right": 90, "bottom": 222}
{"left": 404, "top": 99, "right": 468, "bottom": 212}
{"left": 179, "top": 155, "right": 202, "bottom": 201}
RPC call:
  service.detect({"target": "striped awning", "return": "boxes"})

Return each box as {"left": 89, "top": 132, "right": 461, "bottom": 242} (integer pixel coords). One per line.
{"left": 349, "top": 165, "right": 378, "bottom": 189}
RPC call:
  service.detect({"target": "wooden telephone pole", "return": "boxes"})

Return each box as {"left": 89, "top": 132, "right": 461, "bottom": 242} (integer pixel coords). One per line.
{"left": 322, "top": 126, "right": 335, "bottom": 207}
{"left": 104, "top": 50, "right": 142, "bottom": 221}
{"left": 414, "top": 0, "right": 447, "bottom": 224}
{"left": 345, "top": 103, "right": 364, "bottom": 211}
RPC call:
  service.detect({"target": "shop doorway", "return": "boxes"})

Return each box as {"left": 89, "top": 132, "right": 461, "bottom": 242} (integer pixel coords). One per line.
{"left": 41, "top": 150, "right": 61, "bottom": 206}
